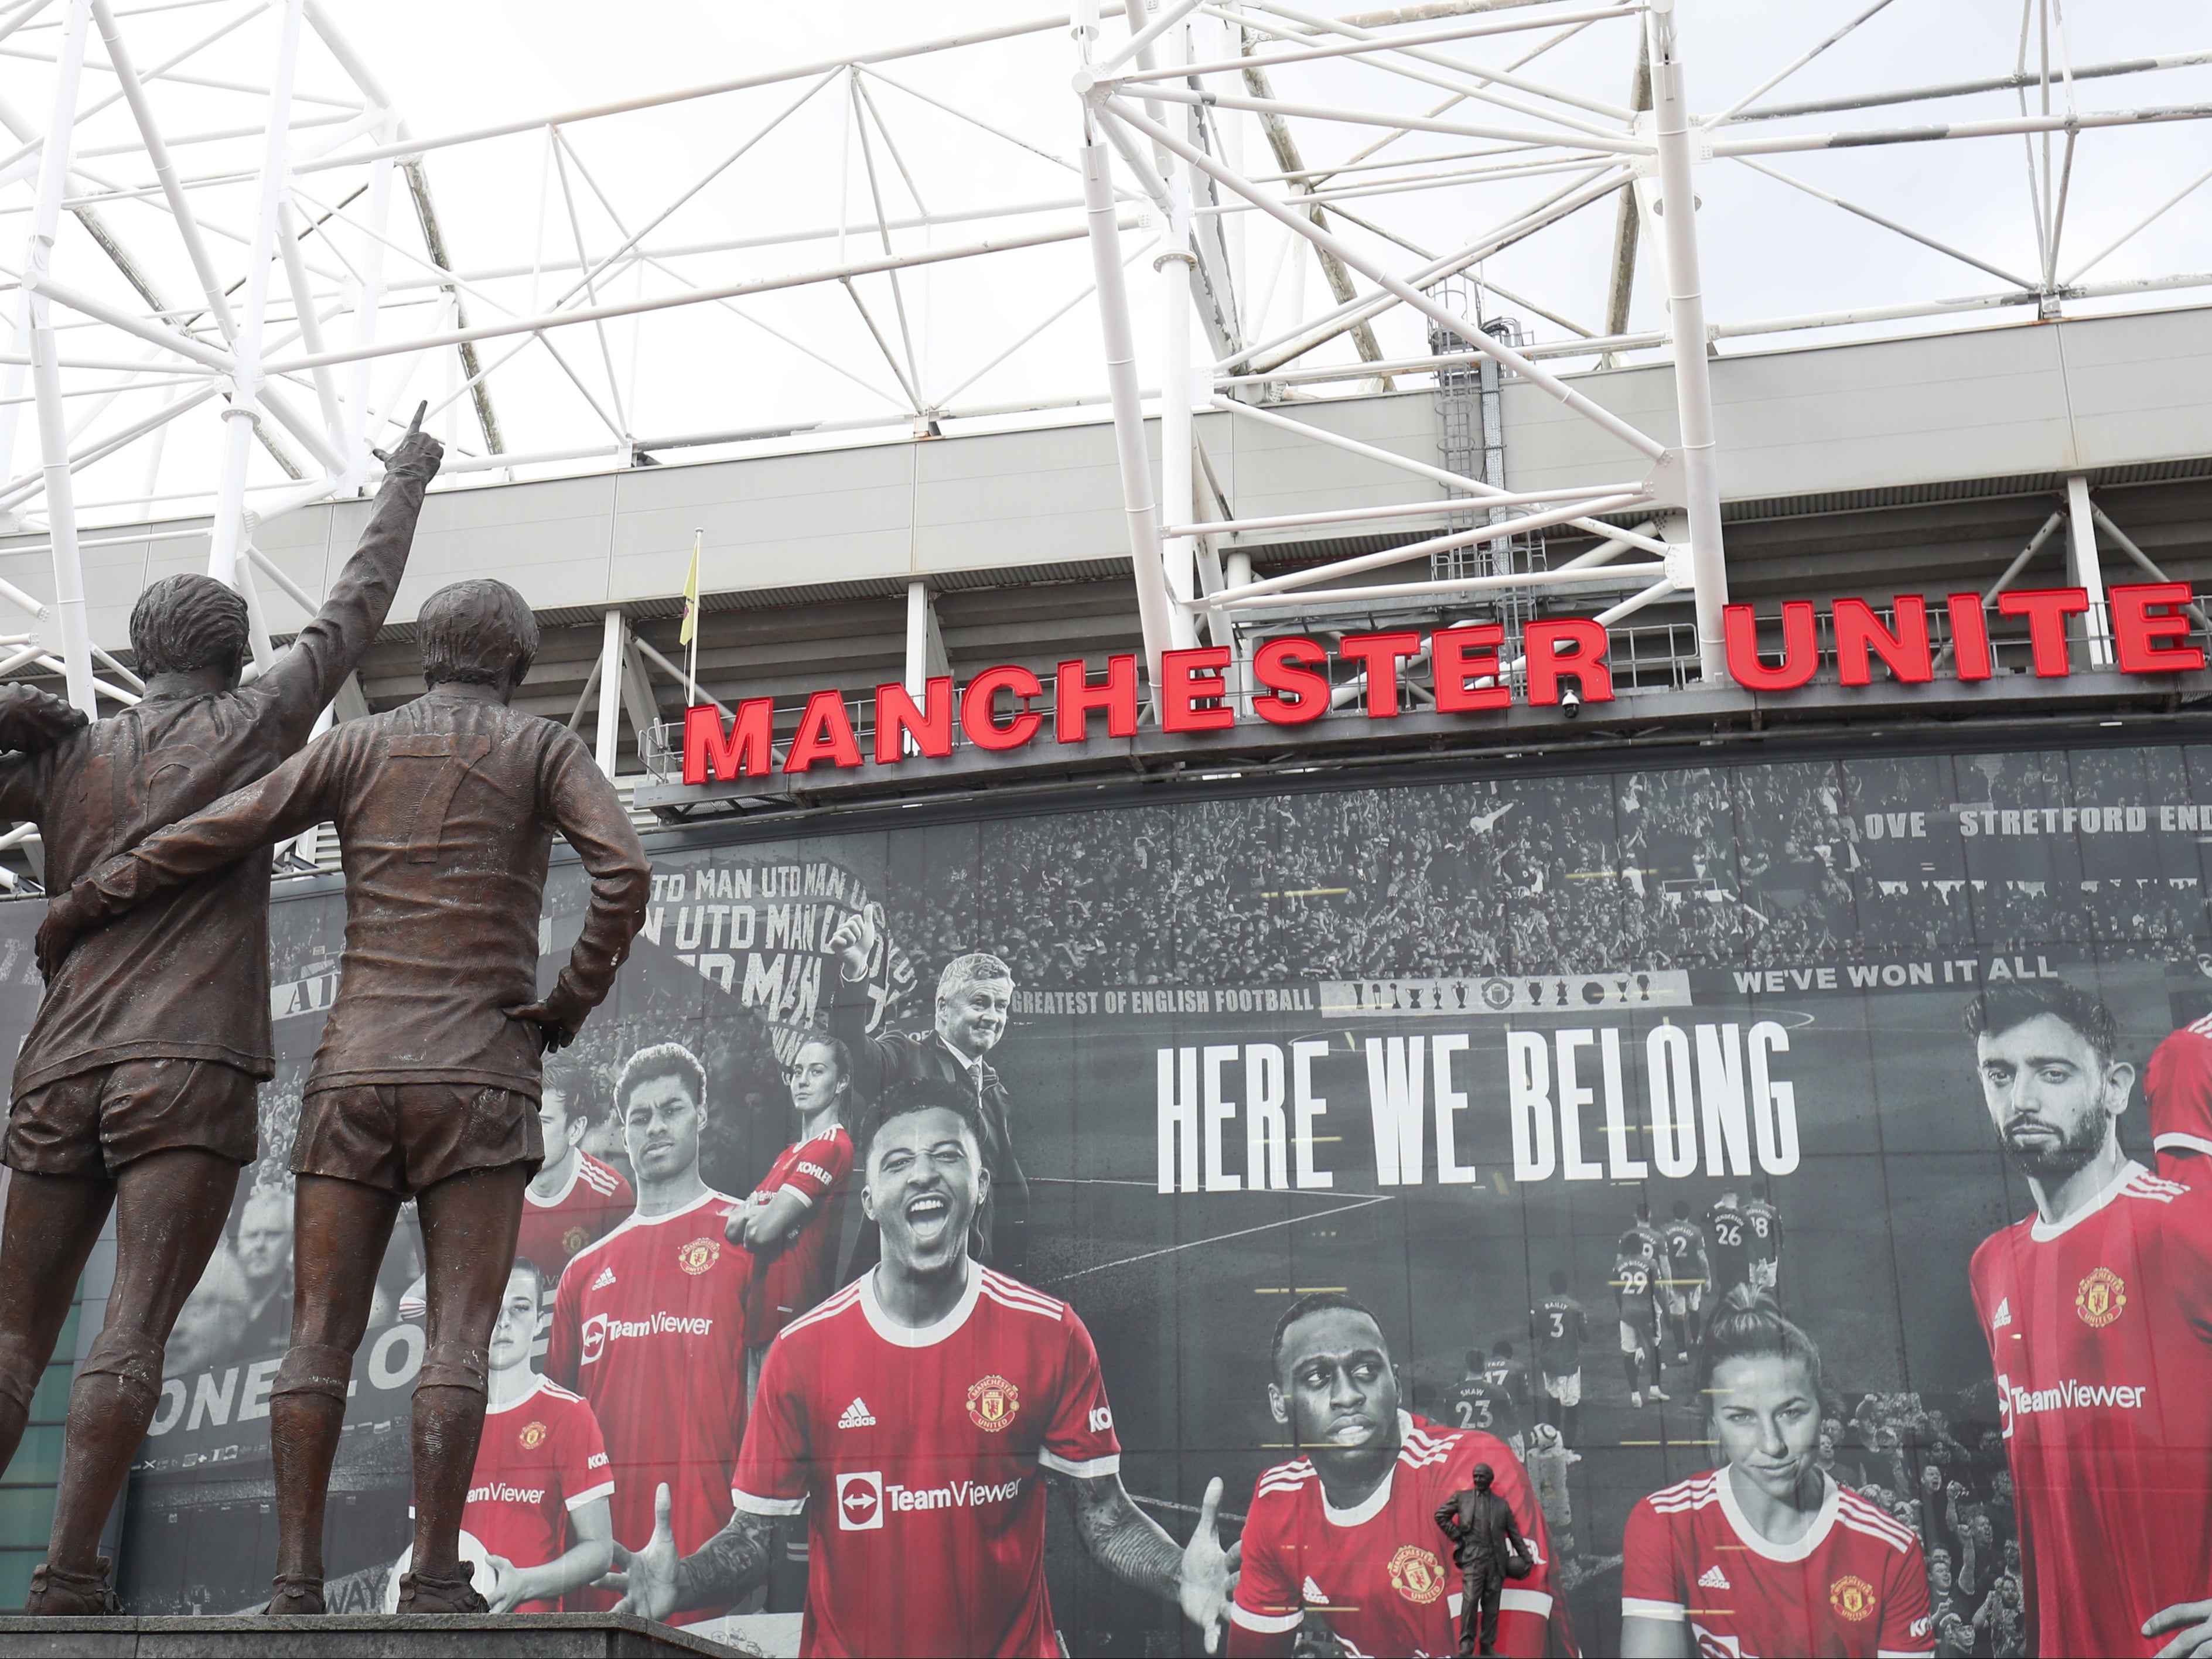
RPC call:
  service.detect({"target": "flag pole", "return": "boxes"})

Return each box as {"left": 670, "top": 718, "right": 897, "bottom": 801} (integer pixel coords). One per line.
{"left": 681, "top": 527, "right": 703, "bottom": 705}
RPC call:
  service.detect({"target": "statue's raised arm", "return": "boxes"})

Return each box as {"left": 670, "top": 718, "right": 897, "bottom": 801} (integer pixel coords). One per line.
{"left": 0, "top": 411, "right": 441, "bottom": 1617}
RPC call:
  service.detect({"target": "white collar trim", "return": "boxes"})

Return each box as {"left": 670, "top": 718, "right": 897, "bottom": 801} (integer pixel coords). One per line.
{"left": 525, "top": 1155, "right": 581, "bottom": 1208}
{"left": 1319, "top": 1411, "right": 1412, "bottom": 1528}
{"left": 2029, "top": 1159, "right": 2143, "bottom": 1241}
{"left": 2155, "top": 1132, "right": 2212, "bottom": 1156}
{"left": 1718, "top": 1468, "right": 1839, "bottom": 1562}
{"left": 617, "top": 1187, "right": 728, "bottom": 1231}
{"left": 485, "top": 1373, "right": 546, "bottom": 1416}
{"left": 1323, "top": 1463, "right": 1396, "bottom": 1528}
{"left": 861, "top": 1257, "right": 981, "bottom": 1347}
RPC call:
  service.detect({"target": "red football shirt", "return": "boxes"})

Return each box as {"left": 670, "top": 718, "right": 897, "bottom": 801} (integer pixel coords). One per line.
{"left": 518, "top": 1150, "right": 634, "bottom": 1280}
{"left": 1971, "top": 1161, "right": 2212, "bottom": 1655}
{"left": 2146, "top": 1020, "right": 2212, "bottom": 1189}
{"left": 740, "top": 1124, "right": 854, "bottom": 1346}
{"left": 732, "top": 1259, "right": 1123, "bottom": 1658}
{"left": 1621, "top": 1470, "right": 1932, "bottom": 1658}
{"left": 462, "top": 1374, "right": 613, "bottom": 1613}
{"left": 544, "top": 1189, "right": 749, "bottom": 1623}
{"left": 1228, "top": 1413, "right": 1566, "bottom": 1659}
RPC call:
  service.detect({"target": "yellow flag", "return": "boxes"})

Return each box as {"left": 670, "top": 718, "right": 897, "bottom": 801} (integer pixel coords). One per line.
{"left": 678, "top": 531, "right": 702, "bottom": 646}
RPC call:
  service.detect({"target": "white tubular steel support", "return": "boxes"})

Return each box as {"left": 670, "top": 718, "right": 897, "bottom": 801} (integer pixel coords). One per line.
{"left": 1102, "top": 96, "right": 1667, "bottom": 462}
{"left": 91, "top": 0, "right": 236, "bottom": 344}
{"left": 2064, "top": 473, "right": 2111, "bottom": 667}
{"left": 1169, "top": 483, "right": 1648, "bottom": 539}
{"left": 277, "top": 198, "right": 343, "bottom": 447}
{"left": 1209, "top": 558, "right": 1671, "bottom": 611}
{"left": 1647, "top": 0, "right": 1727, "bottom": 681}
{"left": 346, "top": 111, "right": 398, "bottom": 460}
{"left": 1141, "top": 0, "right": 1201, "bottom": 654}
{"left": 904, "top": 579, "right": 930, "bottom": 695}
{"left": 1204, "top": 491, "right": 1653, "bottom": 605}
{"left": 595, "top": 606, "right": 624, "bottom": 775}
{"left": 1206, "top": 392, "right": 1657, "bottom": 548}
{"left": 25, "top": 0, "right": 95, "bottom": 714}
{"left": 209, "top": 0, "right": 307, "bottom": 589}
{"left": 289, "top": 705, "right": 333, "bottom": 868}
{"left": 1081, "top": 136, "right": 1177, "bottom": 689}
{"left": 1158, "top": 245, "right": 1200, "bottom": 651}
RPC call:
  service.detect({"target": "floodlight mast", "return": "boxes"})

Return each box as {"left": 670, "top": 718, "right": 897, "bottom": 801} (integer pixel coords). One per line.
{"left": 1647, "top": 0, "right": 1728, "bottom": 679}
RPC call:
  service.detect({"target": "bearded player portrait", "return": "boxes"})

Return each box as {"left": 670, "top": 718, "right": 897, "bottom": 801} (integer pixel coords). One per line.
{"left": 605, "top": 1074, "right": 1235, "bottom": 1656}
{"left": 1962, "top": 984, "right": 2212, "bottom": 1658}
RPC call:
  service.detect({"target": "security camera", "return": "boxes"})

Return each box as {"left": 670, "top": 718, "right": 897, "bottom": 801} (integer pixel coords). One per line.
{"left": 1561, "top": 687, "right": 1582, "bottom": 719}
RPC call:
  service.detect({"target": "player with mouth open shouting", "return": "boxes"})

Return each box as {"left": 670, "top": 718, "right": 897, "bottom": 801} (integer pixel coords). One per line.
{"left": 606, "top": 1074, "right": 1235, "bottom": 1657}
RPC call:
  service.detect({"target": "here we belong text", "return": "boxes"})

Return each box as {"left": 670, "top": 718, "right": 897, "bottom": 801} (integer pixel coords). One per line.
{"left": 1156, "top": 1020, "right": 1798, "bottom": 1193}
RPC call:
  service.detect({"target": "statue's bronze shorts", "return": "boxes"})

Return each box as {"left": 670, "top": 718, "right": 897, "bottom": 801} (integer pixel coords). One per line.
{"left": 292, "top": 1082, "right": 544, "bottom": 1197}
{"left": 4, "top": 1058, "right": 258, "bottom": 1177}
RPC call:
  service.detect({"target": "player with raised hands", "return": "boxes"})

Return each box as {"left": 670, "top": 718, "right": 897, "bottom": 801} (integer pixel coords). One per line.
{"left": 606, "top": 1074, "right": 1235, "bottom": 1655}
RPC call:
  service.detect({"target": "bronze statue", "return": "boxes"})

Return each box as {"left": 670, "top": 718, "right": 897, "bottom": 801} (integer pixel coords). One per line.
{"left": 0, "top": 412, "right": 441, "bottom": 1616}
{"left": 37, "top": 576, "right": 651, "bottom": 1614}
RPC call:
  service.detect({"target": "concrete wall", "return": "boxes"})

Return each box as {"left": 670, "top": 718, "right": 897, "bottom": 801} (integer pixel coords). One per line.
{"left": 1502, "top": 305, "right": 2212, "bottom": 501}
{"left": 11, "top": 304, "right": 2211, "bottom": 649}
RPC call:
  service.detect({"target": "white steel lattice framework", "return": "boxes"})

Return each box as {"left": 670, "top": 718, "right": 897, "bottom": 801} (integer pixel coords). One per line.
{"left": 1069, "top": 0, "right": 2212, "bottom": 687}
{"left": 0, "top": 0, "right": 2206, "bottom": 719}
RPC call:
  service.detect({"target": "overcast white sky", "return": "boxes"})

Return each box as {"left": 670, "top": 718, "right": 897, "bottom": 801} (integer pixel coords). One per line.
{"left": 6, "top": 0, "right": 2210, "bottom": 513}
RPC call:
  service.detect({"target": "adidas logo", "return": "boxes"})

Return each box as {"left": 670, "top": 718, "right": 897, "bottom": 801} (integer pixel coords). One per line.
{"left": 1302, "top": 1576, "right": 1327, "bottom": 1606}
{"left": 592, "top": 1267, "right": 616, "bottom": 1291}
{"left": 1992, "top": 1297, "right": 2012, "bottom": 1330}
{"left": 838, "top": 1398, "right": 878, "bottom": 1429}
{"left": 1698, "top": 1565, "right": 1730, "bottom": 1589}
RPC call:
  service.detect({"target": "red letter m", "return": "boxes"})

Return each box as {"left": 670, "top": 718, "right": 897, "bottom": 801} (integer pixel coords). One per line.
{"left": 684, "top": 700, "right": 774, "bottom": 784}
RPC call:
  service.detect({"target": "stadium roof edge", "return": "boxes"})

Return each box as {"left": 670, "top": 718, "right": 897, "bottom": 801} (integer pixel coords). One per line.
{"left": 6, "top": 303, "right": 2211, "bottom": 653}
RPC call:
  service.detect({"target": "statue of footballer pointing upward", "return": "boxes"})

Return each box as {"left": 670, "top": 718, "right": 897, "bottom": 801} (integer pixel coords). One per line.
{"left": 39, "top": 573, "right": 650, "bottom": 1614}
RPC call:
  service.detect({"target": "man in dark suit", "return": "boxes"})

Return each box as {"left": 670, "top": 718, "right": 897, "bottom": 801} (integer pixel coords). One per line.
{"left": 1435, "top": 1462, "right": 1528, "bottom": 1657}
{"left": 825, "top": 910, "right": 1029, "bottom": 1274}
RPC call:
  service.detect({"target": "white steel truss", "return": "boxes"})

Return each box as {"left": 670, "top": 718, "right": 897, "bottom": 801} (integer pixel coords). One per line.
{"left": 1069, "top": 0, "right": 2212, "bottom": 689}
{"left": 0, "top": 0, "right": 2200, "bottom": 715}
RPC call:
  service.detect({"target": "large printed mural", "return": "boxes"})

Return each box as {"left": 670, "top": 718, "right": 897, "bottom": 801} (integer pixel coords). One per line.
{"left": 46, "top": 739, "right": 2212, "bottom": 1657}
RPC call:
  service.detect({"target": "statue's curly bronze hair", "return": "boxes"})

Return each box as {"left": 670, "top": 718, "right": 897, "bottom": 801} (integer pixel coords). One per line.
{"left": 418, "top": 578, "right": 538, "bottom": 690}
{"left": 129, "top": 574, "right": 249, "bottom": 677}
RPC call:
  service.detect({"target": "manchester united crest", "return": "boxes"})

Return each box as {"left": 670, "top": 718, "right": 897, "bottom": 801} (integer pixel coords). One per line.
{"left": 1387, "top": 1545, "right": 1446, "bottom": 1605}
{"left": 677, "top": 1236, "right": 721, "bottom": 1276}
{"left": 562, "top": 1224, "right": 589, "bottom": 1257}
{"left": 518, "top": 1420, "right": 548, "bottom": 1452}
{"left": 967, "top": 1374, "right": 1020, "bottom": 1432}
{"left": 1829, "top": 1575, "right": 1876, "bottom": 1623}
{"left": 2076, "top": 1265, "right": 2127, "bottom": 1327}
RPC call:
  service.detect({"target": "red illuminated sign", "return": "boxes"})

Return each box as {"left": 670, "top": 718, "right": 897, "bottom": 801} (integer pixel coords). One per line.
{"left": 681, "top": 586, "right": 2199, "bottom": 786}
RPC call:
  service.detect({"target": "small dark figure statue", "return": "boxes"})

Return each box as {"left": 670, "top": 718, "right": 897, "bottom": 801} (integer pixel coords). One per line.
{"left": 1436, "top": 1462, "right": 1530, "bottom": 1658}
{"left": 0, "top": 409, "right": 441, "bottom": 1616}
{"left": 39, "top": 576, "right": 650, "bottom": 1613}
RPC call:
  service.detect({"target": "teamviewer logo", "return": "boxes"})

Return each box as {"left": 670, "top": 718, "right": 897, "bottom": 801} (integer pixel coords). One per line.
{"left": 837, "top": 1470, "right": 884, "bottom": 1531}
{"left": 579, "top": 1313, "right": 608, "bottom": 1367}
